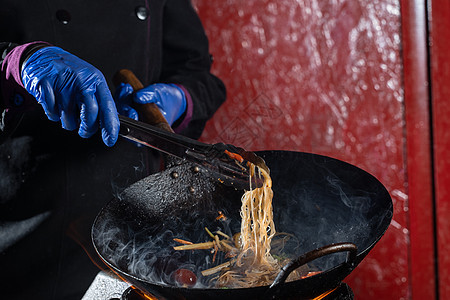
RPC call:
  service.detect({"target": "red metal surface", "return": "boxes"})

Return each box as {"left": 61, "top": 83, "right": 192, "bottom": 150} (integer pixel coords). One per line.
{"left": 193, "top": 1, "right": 409, "bottom": 299}
{"left": 428, "top": 0, "right": 450, "bottom": 298}
{"left": 400, "top": 0, "right": 436, "bottom": 299}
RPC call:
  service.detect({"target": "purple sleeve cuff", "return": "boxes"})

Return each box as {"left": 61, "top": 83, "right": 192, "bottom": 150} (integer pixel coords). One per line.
{"left": 172, "top": 84, "right": 193, "bottom": 134}
{"left": 1, "top": 42, "right": 50, "bottom": 127}
{"left": 1, "top": 42, "right": 50, "bottom": 90}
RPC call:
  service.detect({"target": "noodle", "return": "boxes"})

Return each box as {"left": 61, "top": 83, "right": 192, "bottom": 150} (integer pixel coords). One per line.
{"left": 215, "top": 163, "right": 281, "bottom": 288}
{"left": 239, "top": 164, "right": 275, "bottom": 265}
{"left": 174, "top": 161, "right": 302, "bottom": 288}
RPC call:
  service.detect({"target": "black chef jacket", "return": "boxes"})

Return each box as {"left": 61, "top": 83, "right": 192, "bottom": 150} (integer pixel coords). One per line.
{"left": 0, "top": 0, "right": 226, "bottom": 299}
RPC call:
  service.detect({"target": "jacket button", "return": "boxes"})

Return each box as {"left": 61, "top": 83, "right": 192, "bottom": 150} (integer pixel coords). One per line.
{"left": 56, "top": 9, "right": 71, "bottom": 24}
{"left": 135, "top": 6, "right": 148, "bottom": 21}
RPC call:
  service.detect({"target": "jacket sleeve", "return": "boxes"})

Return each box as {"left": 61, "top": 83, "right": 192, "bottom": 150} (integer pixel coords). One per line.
{"left": 0, "top": 42, "right": 49, "bottom": 141}
{"left": 160, "top": 0, "right": 226, "bottom": 139}
{"left": 0, "top": 42, "right": 19, "bottom": 127}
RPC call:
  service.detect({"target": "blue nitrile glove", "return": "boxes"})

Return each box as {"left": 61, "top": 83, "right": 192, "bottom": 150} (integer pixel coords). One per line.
{"left": 114, "top": 82, "right": 187, "bottom": 126}
{"left": 114, "top": 83, "right": 139, "bottom": 120}
{"left": 21, "top": 46, "right": 119, "bottom": 147}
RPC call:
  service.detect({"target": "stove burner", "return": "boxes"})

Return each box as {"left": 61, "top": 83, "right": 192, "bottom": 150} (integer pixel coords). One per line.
{"left": 117, "top": 283, "right": 354, "bottom": 300}
{"left": 323, "top": 284, "right": 354, "bottom": 300}
{"left": 82, "top": 271, "right": 353, "bottom": 300}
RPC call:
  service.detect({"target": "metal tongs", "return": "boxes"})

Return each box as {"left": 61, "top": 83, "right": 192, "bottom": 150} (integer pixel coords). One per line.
{"left": 119, "top": 115, "right": 268, "bottom": 189}
{"left": 114, "top": 69, "right": 269, "bottom": 190}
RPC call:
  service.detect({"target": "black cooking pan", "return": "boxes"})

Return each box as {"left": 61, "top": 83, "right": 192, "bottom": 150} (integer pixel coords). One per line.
{"left": 92, "top": 150, "right": 393, "bottom": 299}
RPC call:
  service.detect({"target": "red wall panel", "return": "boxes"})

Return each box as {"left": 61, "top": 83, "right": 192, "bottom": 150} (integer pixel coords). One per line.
{"left": 193, "top": 0, "right": 409, "bottom": 299}
{"left": 401, "top": 0, "right": 436, "bottom": 298}
{"left": 429, "top": 0, "right": 450, "bottom": 298}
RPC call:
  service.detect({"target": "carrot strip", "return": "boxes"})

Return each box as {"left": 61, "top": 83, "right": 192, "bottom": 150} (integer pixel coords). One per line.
{"left": 212, "top": 244, "right": 218, "bottom": 263}
{"left": 224, "top": 149, "right": 244, "bottom": 163}
{"left": 216, "top": 211, "right": 227, "bottom": 221}
{"left": 173, "top": 238, "right": 193, "bottom": 245}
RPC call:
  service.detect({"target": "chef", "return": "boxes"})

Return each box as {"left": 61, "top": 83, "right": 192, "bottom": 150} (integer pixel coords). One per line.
{"left": 0, "top": 0, "right": 226, "bottom": 299}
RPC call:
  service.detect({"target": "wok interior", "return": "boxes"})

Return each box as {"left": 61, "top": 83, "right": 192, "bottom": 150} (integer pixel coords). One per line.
{"left": 92, "top": 150, "right": 393, "bottom": 289}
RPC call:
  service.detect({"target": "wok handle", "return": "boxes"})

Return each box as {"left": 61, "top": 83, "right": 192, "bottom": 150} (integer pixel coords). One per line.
{"left": 269, "top": 242, "right": 357, "bottom": 290}
{"left": 113, "top": 69, "right": 174, "bottom": 133}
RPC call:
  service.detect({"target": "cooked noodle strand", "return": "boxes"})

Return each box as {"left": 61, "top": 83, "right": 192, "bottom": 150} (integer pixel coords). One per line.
{"left": 217, "top": 163, "right": 280, "bottom": 287}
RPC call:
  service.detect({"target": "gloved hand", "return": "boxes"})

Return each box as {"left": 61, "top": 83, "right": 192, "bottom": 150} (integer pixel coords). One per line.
{"left": 114, "top": 82, "right": 187, "bottom": 126}
{"left": 21, "top": 46, "right": 119, "bottom": 147}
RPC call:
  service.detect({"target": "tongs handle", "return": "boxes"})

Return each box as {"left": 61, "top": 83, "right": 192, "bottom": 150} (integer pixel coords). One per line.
{"left": 113, "top": 69, "right": 174, "bottom": 133}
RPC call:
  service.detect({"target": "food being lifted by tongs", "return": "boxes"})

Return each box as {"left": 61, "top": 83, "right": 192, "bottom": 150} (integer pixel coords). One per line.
{"left": 114, "top": 69, "right": 269, "bottom": 190}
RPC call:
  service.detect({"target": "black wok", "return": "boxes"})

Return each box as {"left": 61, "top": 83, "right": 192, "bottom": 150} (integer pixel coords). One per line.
{"left": 92, "top": 151, "right": 393, "bottom": 299}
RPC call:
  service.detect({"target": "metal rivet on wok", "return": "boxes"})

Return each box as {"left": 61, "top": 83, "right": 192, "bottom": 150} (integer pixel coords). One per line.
{"left": 171, "top": 171, "right": 179, "bottom": 179}
{"left": 189, "top": 186, "right": 195, "bottom": 193}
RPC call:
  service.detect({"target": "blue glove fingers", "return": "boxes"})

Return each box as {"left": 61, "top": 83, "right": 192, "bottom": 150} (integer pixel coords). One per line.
{"left": 79, "top": 103, "right": 99, "bottom": 138}
{"left": 133, "top": 86, "right": 157, "bottom": 105}
{"left": 95, "top": 82, "right": 119, "bottom": 147}
{"left": 118, "top": 105, "right": 139, "bottom": 120}
{"left": 78, "top": 89, "right": 99, "bottom": 138}
{"left": 115, "top": 83, "right": 134, "bottom": 100}
{"left": 133, "top": 83, "right": 186, "bottom": 125}
{"left": 57, "top": 91, "right": 78, "bottom": 131}
{"left": 35, "top": 78, "right": 60, "bottom": 122}
{"left": 22, "top": 46, "right": 119, "bottom": 146}
{"left": 22, "top": 69, "right": 60, "bottom": 122}
{"left": 114, "top": 83, "right": 139, "bottom": 120}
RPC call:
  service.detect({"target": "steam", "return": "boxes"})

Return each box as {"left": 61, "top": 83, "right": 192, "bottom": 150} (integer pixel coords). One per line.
{"left": 93, "top": 208, "right": 243, "bottom": 288}
{"left": 93, "top": 152, "right": 392, "bottom": 290}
